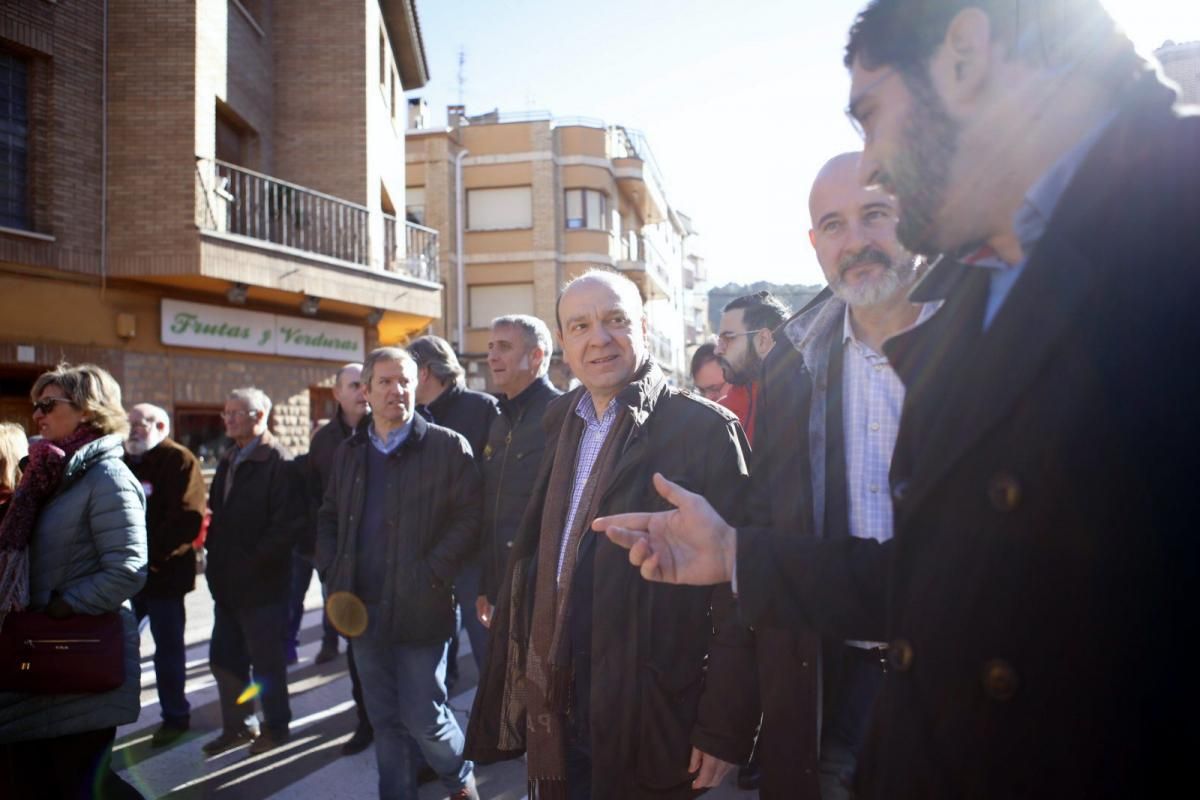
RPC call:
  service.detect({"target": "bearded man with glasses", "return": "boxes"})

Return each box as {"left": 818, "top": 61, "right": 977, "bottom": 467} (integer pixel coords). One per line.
{"left": 712, "top": 291, "right": 789, "bottom": 445}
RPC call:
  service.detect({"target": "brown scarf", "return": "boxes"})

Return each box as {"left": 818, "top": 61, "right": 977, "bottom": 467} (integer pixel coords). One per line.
{"left": 524, "top": 393, "right": 634, "bottom": 799}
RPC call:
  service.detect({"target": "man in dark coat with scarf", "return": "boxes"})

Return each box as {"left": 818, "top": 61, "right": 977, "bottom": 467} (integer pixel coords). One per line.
{"left": 595, "top": 2, "right": 1200, "bottom": 798}
{"left": 125, "top": 403, "right": 206, "bottom": 747}
{"left": 467, "top": 270, "right": 759, "bottom": 799}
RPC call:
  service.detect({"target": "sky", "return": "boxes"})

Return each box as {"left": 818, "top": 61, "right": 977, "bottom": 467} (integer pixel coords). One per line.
{"left": 412, "top": 0, "right": 1200, "bottom": 288}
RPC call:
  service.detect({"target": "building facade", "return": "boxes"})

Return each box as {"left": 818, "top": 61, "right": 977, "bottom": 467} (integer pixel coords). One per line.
{"left": 0, "top": 0, "right": 437, "bottom": 463}
{"left": 405, "top": 108, "right": 701, "bottom": 389}
{"left": 1157, "top": 40, "right": 1200, "bottom": 106}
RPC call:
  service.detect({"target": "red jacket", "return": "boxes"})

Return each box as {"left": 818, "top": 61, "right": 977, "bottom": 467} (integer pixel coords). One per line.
{"left": 719, "top": 382, "right": 759, "bottom": 445}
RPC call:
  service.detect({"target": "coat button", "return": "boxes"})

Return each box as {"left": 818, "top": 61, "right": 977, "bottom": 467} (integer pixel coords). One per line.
{"left": 982, "top": 659, "right": 1019, "bottom": 701}
{"left": 987, "top": 473, "right": 1021, "bottom": 511}
{"left": 891, "top": 479, "right": 909, "bottom": 504}
{"left": 888, "top": 639, "right": 914, "bottom": 671}
{"left": 505, "top": 540, "right": 513, "bottom": 549}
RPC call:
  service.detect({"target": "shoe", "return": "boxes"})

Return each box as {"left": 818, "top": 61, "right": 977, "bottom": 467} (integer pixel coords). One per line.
{"left": 736, "top": 763, "right": 761, "bottom": 790}
{"left": 201, "top": 727, "right": 257, "bottom": 756}
{"left": 340, "top": 723, "right": 373, "bottom": 756}
{"left": 315, "top": 643, "right": 340, "bottom": 665}
{"left": 286, "top": 645, "right": 299, "bottom": 666}
{"left": 150, "top": 721, "right": 189, "bottom": 748}
{"left": 449, "top": 773, "right": 480, "bottom": 800}
{"left": 247, "top": 729, "right": 289, "bottom": 756}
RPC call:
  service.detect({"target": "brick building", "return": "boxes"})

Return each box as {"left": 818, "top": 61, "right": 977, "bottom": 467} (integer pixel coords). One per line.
{"left": 0, "top": 0, "right": 437, "bottom": 463}
{"left": 405, "top": 107, "right": 703, "bottom": 389}
{"left": 1156, "top": 40, "right": 1200, "bottom": 106}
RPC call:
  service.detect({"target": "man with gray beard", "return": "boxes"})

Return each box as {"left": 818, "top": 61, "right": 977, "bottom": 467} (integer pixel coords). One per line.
{"left": 743, "top": 152, "right": 932, "bottom": 800}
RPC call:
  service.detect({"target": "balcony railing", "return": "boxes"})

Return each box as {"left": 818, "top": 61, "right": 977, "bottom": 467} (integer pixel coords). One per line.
{"left": 196, "top": 157, "right": 369, "bottom": 266}
{"left": 384, "top": 214, "right": 439, "bottom": 282}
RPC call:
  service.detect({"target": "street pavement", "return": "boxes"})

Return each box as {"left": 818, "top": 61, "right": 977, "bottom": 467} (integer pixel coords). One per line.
{"left": 115, "top": 576, "right": 759, "bottom": 799}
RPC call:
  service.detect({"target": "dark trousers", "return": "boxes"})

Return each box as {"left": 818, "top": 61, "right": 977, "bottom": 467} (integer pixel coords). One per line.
{"left": 210, "top": 601, "right": 292, "bottom": 734}
{"left": 0, "top": 726, "right": 143, "bottom": 799}
{"left": 133, "top": 592, "right": 191, "bottom": 726}
{"left": 287, "top": 553, "right": 338, "bottom": 658}
{"left": 820, "top": 646, "right": 888, "bottom": 799}
{"left": 347, "top": 641, "right": 371, "bottom": 727}
{"left": 447, "top": 560, "right": 488, "bottom": 681}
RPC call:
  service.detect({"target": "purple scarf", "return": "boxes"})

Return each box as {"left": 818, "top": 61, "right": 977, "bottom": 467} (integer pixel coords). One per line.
{"left": 0, "top": 426, "right": 102, "bottom": 619}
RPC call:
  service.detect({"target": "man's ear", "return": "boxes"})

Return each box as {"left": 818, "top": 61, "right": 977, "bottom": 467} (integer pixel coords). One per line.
{"left": 754, "top": 327, "right": 774, "bottom": 358}
{"left": 929, "top": 7, "right": 995, "bottom": 111}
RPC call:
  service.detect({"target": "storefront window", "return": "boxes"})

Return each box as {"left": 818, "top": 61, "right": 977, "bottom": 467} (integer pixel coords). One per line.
{"left": 174, "top": 406, "right": 229, "bottom": 469}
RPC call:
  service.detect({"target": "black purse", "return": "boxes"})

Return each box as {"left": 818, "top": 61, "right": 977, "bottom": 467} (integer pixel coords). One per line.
{"left": 0, "top": 609, "right": 125, "bottom": 694}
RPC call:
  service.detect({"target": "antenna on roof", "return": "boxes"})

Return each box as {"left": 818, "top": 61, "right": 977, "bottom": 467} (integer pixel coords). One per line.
{"left": 457, "top": 46, "right": 466, "bottom": 106}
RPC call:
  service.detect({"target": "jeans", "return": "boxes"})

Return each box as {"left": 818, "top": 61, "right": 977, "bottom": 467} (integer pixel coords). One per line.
{"left": 0, "top": 726, "right": 143, "bottom": 799}
{"left": 133, "top": 593, "right": 191, "bottom": 726}
{"left": 353, "top": 636, "right": 472, "bottom": 800}
{"left": 452, "top": 559, "right": 488, "bottom": 670}
{"left": 210, "top": 602, "right": 292, "bottom": 734}
{"left": 287, "top": 553, "right": 338, "bottom": 660}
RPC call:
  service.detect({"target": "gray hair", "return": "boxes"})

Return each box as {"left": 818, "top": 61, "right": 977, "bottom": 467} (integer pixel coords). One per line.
{"left": 334, "top": 362, "right": 363, "bottom": 387}
{"left": 131, "top": 402, "right": 171, "bottom": 436}
{"left": 492, "top": 314, "right": 553, "bottom": 378}
{"left": 555, "top": 269, "right": 645, "bottom": 332}
{"left": 228, "top": 387, "right": 272, "bottom": 421}
{"left": 362, "top": 347, "right": 416, "bottom": 388}
{"left": 407, "top": 335, "right": 465, "bottom": 387}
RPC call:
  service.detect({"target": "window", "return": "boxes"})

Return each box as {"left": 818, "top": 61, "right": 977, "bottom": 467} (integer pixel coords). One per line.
{"left": 405, "top": 187, "right": 426, "bottom": 225}
{"left": 174, "top": 407, "right": 229, "bottom": 469}
{"left": 565, "top": 189, "right": 607, "bottom": 230}
{"left": 469, "top": 283, "right": 535, "bottom": 328}
{"left": 379, "top": 28, "right": 388, "bottom": 86}
{"left": 0, "top": 50, "right": 30, "bottom": 230}
{"left": 467, "top": 187, "right": 532, "bottom": 231}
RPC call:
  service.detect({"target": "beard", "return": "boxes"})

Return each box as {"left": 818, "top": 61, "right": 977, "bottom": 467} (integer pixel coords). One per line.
{"left": 124, "top": 437, "right": 149, "bottom": 456}
{"left": 832, "top": 246, "right": 920, "bottom": 309}
{"left": 877, "top": 72, "right": 961, "bottom": 257}
{"left": 721, "top": 344, "right": 762, "bottom": 387}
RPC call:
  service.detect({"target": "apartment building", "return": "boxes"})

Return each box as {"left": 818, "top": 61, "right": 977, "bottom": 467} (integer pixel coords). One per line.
{"left": 1157, "top": 40, "right": 1200, "bottom": 105}
{"left": 405, "top": 106, "right": 701, "bottom": 389}
{"left": 0, "top": 0, "right": 436, "bottom": 462}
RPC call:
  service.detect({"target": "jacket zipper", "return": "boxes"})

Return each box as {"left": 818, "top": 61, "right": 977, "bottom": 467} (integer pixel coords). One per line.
{"left": 24, "top": 638, "right": 101, "bottom": 647}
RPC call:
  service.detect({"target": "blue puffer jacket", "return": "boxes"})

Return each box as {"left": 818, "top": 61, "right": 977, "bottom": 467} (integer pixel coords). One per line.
{"left": 0, "top": 433, "right": 148, "bottom": 742}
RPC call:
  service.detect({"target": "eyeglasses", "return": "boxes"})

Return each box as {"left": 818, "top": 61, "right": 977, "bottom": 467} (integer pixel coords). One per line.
{"left": 715, "top": 329, "right": 766, "bottom": 344}
{"left": 845, "top": 67, "right": 898, "bottom": 141}
{"left": 220, "top": 410, "right": 257, "bottom": 420}
{"left": 32, "top": 397, "right": 75, "bottom": 415}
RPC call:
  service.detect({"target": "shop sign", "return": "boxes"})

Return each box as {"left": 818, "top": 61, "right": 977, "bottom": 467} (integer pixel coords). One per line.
{"left": 161, "top": 299, "right": 364, "bottom": 361}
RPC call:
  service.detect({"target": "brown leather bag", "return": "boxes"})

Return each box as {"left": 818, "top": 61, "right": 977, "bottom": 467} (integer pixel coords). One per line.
{"left": 0, "top": 610, "right": 125, "bottom": 693}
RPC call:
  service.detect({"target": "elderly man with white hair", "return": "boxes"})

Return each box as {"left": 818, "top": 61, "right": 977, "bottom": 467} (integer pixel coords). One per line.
{"left": 202, "top": 387, "right": 302, "bottom": 758}
{"left": 125, "top": 403, "right": 207, "bottom": 748}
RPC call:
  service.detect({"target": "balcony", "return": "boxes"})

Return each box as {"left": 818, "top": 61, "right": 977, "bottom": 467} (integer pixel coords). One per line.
{"left": 616, "top": 234, "right": 674, "bottom": 300}
{"left": 195, "top": 157, "right": 438, "bottom": 286}
{"left": 383, "top": 214, "right": 439, "bottom": 282}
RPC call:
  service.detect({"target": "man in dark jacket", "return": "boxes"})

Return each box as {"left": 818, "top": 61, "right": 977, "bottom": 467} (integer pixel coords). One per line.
{"left": 125, "top": 403, "right": 206, "bottom": 747}
{"left": 596, "top": 2, "right": 1200, "bottom": 798}
{"left": 466, "top": 271, "right": 758, "bottom": 799}
{"left": 300, "top": 362, "right": 373, "bottom": 755}
{"left": 713, "top": 291, "right": 788, "bottom": 445}
{"left": 408, "top": 334, "right": 498, "bottom": 676}
{"left": 203, "top": 387, "right": 301, "bottom": 758}
{"left": 476, "top": 314, "right": 562, "bottom": 630}
{"left": 316, "top": 346, "right": 481, "bottom": 800}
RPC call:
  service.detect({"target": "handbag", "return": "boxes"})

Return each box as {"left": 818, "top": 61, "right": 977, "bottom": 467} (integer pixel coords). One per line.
{"left": 0, "top": 610, "right": 126, "bottom": 693}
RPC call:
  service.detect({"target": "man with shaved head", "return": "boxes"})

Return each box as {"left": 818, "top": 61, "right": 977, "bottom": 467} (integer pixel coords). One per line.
{"left": 125, "top": 403, "right": 207, "bottom": 747}
{"left": 746, "top": 152, "right": 932, "bottom": 799}
{"left": 466, "top": 270, "right": 759, "bottom": 798}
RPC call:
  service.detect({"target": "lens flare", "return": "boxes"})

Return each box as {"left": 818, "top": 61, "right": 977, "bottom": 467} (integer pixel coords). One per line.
{"left": 237, "top": 681, "right": 262, "bottom": 705}
{"left": 326, "top": 591, "right": 369, "bottom": 637}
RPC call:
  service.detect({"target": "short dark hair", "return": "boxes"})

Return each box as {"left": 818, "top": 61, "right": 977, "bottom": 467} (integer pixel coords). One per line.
{"left": 690, "top": 342, "right": 721, "bottom": 380}
{"left": 845, "top": 0, "right": 1130, "bottom": 79}
{"left": 723, "top": 291, "right": 790, "bottom": 334}
{"left": 407, "top": 335, "right": 464, "bottom": 387}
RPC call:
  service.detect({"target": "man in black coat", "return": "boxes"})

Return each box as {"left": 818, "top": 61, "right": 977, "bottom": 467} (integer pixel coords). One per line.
{"left": 125, "top": 403, "right": 207, "bottom": 747}
{"left": 300, "top": 362, "right": 373, "bottom": 755}
{"left": 203, "top": 387, "right": 302, "bottom": 758}
{"left": 475, "top": 314, "right": 561, "bottom": 630}
{"left": 467, "top": 271, "right": 758, "bottom": 799}
{"left": 408, "top": 335, "right": 498, "bottom": 676}
{"left": 595, "top": 2, "right": 1200, "bottom": 798}
{"left": 316, "top": 347, "right": 481, "bottom": 800}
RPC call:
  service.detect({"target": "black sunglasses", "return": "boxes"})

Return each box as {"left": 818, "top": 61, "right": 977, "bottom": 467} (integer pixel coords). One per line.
{"left": 32, "top": 397, "right": 75, "bottom": 415}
